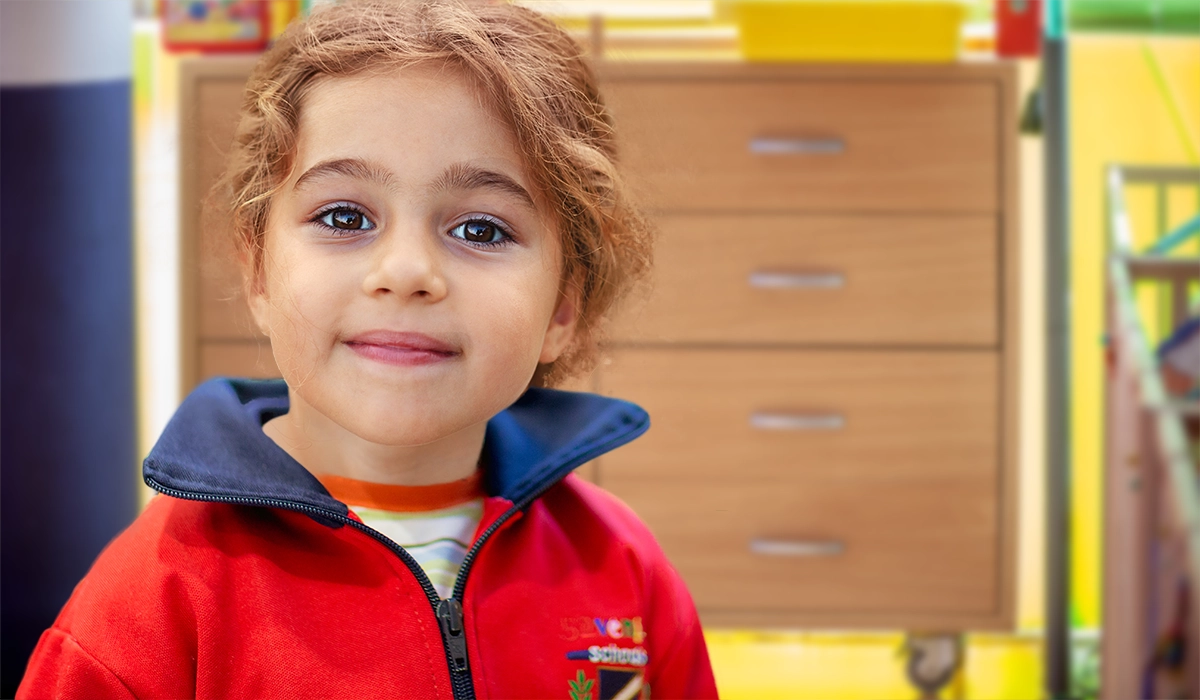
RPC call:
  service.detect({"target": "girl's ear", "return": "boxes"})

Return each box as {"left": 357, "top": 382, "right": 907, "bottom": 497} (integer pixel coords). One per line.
{"left": 538, "top": 283, "right": 581, "bottom": 364}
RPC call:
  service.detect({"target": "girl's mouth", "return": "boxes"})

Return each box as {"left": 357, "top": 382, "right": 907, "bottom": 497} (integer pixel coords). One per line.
{"left": 344, "top": 330, "right": 461, "bottom": 367}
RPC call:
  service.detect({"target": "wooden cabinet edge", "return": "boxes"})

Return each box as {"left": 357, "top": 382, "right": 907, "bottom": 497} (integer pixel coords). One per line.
{"left": 997, "top": 60, "right": 1022, "bottom": 639}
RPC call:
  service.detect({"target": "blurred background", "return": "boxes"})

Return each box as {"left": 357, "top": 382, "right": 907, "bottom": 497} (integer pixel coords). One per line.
{"left": 1, "top": 1, "right": 1197, "bottom": 698}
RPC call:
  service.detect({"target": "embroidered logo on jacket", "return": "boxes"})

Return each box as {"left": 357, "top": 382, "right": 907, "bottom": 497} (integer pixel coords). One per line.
{"left": 598, "top": 668, "right": 646, "bottom": 700}
{"left": 569, "top": 670, "right": 594, "bottom": 700}
{"left": 566, "top": 644, "right": 649, "bottom": 667}
{"left": 569, "top": 668, "right": 648, "bottom": 700}
{"left": 560, "top": 616, "right": 646, "bottom": 644}
{"left": 595, "top": 616, "right": 645, "bottom": 643}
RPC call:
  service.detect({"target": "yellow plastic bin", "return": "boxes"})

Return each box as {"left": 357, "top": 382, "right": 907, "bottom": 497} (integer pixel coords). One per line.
{"left": 730, "top": 0, "right": 966, "bottom": 63}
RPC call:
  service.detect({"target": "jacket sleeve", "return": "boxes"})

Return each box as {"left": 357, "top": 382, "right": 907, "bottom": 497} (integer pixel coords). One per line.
{"left": 18, "top": 628, "right": 138, "bottom": 700}
{"left": 641, "top": 553, "right": 719, "bottom": 699}
{"left": 15, "top": 497, "right": 199, "bottom": 700}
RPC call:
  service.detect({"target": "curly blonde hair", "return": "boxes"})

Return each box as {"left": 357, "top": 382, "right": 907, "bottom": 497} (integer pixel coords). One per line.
{"left": 213, "top": 0, "right": 651, "bottom": 387}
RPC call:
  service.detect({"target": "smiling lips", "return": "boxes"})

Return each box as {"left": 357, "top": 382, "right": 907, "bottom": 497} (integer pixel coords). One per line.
{"left": 344, "top": 330, "right": 460, "bottom": 366}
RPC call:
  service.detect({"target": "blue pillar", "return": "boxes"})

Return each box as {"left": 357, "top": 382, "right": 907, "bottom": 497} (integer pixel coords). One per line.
{"left": 1, "top": 2, "right": 136, "bottom": 694}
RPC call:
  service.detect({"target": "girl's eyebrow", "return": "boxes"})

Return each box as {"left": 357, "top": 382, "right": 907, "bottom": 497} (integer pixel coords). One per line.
{"left": 292, "top": 158, "right": 537, "bottom": 212}
{"left": 429, "top": 162, "right": 537, "bottom": 211}
{"left": 293, "top": 157, "right": 398, "bottom": 192}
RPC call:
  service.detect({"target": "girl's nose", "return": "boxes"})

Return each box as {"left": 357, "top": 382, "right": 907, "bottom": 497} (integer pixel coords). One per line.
{"left": 361, "top": 223, "right": 449, "bottom": 303}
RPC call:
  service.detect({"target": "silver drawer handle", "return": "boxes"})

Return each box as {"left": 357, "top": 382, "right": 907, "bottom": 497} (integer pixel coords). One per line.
{"left": 750, "top": 538, "right": 846, "bottom": 557}
{"left": 749, "top": 137, "right": 846, "bottom": 155}
{"left": 748, "top": 270, "right": 845, "bottom": 289}
{"left": 750, "top": 412, "right": 845, "bottom": 431}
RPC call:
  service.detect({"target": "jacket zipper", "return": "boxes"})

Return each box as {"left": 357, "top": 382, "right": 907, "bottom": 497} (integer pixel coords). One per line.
{"left": 440, "top": 495, "right": 535, "bottom": 699}
{"left": 145, "top": 476, "right": 498, "bottom": 700}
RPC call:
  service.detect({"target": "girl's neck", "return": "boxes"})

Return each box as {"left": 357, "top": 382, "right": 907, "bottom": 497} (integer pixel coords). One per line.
{"left": 261, "top": 389, "right": 485, "bottom": 486}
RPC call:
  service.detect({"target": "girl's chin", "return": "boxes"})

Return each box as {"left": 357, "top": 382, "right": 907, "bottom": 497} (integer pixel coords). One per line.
{"left": 337, "top": 409, "right": 484, "bottom": 447}
{"left": 310, "top": 371, "right": 535, "bottom": 443}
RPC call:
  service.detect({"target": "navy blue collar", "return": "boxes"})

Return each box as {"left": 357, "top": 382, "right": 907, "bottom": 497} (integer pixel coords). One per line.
{"left": 143, "top": 377, "right": 649, "bottom": 520}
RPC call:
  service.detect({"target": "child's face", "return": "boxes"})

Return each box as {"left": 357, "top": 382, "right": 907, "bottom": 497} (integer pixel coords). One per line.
{"left": 249, "top": 64, "right": 577, "bottom": 447}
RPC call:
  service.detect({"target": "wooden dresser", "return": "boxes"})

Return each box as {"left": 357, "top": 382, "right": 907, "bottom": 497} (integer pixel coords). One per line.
{"left": 179, "top": 58, "right": 1020, "bottom": 632}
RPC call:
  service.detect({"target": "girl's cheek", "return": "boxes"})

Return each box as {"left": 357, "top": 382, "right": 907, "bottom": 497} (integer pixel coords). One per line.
{"left": 505, "top": 308, "right": 552, "bottom": 371}
{"left": 260, "top": 277, "right": 323, "bottom": 354}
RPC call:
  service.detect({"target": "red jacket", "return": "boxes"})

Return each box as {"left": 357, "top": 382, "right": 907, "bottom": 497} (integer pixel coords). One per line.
{"left": 19, "top": 378, "right": 717, "bottom": 699}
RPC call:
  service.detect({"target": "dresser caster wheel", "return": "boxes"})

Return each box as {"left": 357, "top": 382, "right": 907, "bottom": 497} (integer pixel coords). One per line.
{"left": 904, "top": 632, "right": 963, "bottom": 700}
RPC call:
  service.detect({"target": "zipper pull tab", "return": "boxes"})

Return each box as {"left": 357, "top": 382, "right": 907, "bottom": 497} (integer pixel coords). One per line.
{"left": 437, "top": 598, "right": 470, "bottom": 673}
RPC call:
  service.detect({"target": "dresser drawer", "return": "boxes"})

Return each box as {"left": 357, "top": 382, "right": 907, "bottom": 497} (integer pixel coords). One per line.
{"left": 597, "top": 347, "right": 1003, "bottom": 624}
{"left": 604, "top": 79, "right": 998, "bottom": 213}
{"left": 611, "top": 214, "right": 998, "bottom": 345}
{"left": 596, "top": 349, "right": 998, "bottom": 482}
{"left": 604, "top": 474, "right": 997, "bottom": 620}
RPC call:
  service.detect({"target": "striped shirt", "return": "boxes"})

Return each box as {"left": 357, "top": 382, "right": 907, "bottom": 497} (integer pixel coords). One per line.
{"left": 315, "top": 470, "right": 485, "bottom": 599}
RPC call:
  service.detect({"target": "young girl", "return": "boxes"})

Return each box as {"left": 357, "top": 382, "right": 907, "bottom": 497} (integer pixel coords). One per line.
{"left": 18, "top": 1, "right": 717, "bottom": 698}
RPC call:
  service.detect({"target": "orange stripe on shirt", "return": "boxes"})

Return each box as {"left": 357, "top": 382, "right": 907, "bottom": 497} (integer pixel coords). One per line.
{"left": 315, "top": 470, "right": 485, "bottom": 513}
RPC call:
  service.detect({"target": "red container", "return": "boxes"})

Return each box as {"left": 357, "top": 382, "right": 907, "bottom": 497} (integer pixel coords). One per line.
{"left": 161, "top": 0, "right": 270, "bottom": 54}
{"left": 996, "top": 0, "right": 1042, "bottom": 57}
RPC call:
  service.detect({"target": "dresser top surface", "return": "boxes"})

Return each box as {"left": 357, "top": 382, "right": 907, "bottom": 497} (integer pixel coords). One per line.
{"left": 180, "top": 54, "right": 1018, "bottom": 83}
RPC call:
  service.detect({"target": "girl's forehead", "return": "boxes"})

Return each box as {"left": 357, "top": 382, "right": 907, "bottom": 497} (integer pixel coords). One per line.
{"left": 292, "top": 64, "right": 533, "bottom": 190}
{"left": 301, "top": 64, "right": 505, "bottom": 145}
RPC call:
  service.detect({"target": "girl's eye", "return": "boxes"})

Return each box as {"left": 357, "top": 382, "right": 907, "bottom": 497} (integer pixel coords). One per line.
{"left": 315, "top": 206, "right": 375, "bottom": 232}
{"left": 449, "top": 218, "right": 513, "bottom": 247}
